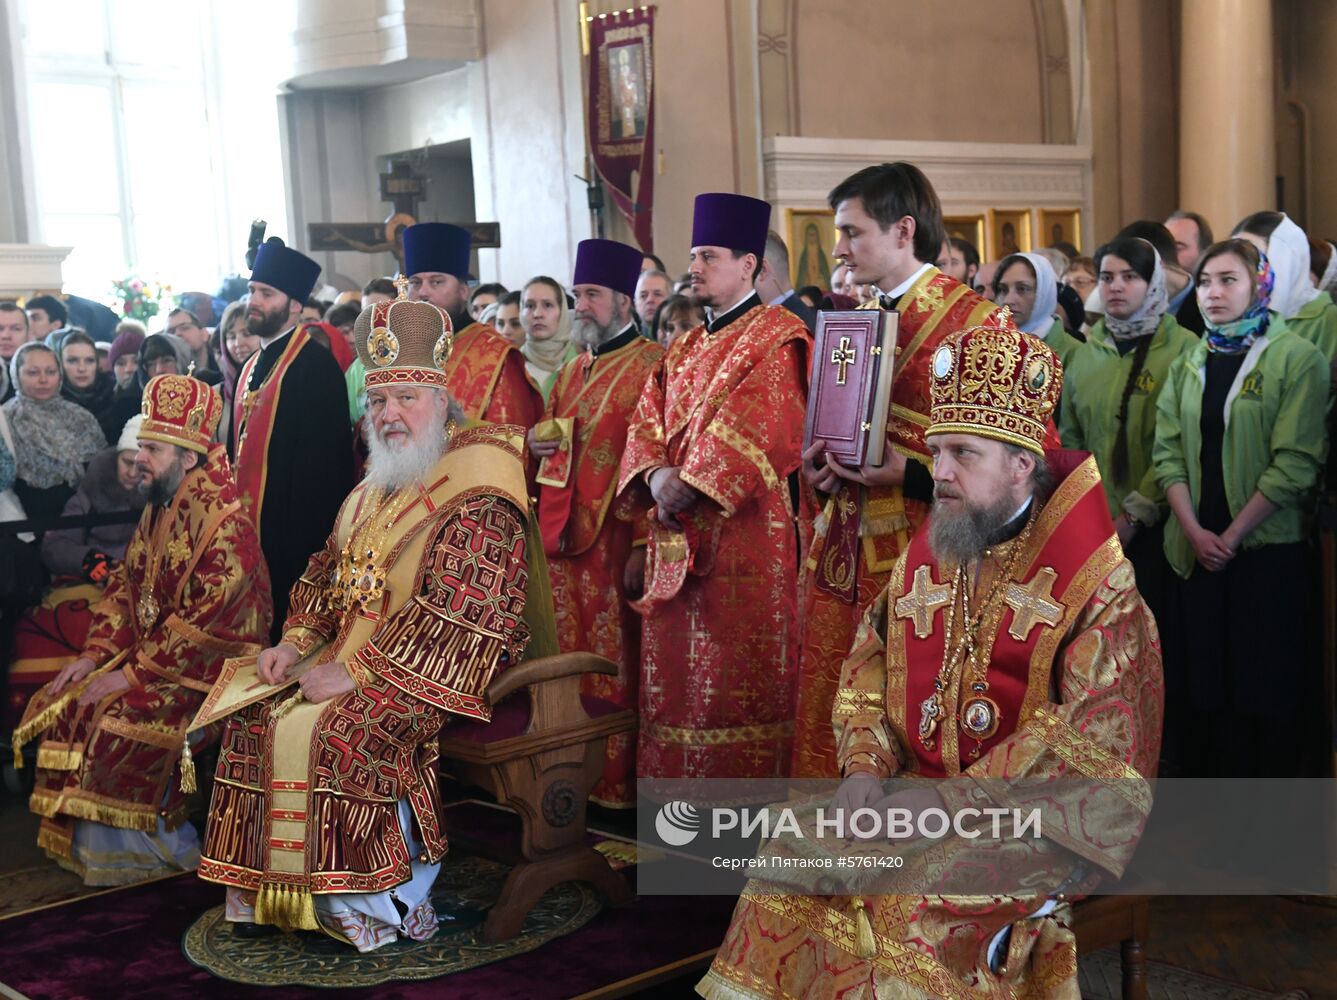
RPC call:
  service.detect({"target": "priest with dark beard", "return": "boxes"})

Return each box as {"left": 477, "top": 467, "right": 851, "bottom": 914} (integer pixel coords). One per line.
{"left": 230, "top": 238, "right": 354, "bottom": 641}
{"left": 201, "top": 289, "right": 535, "bottom": 952}
{"left": 700, "top": 314, "right": 1164, "bottom": 999}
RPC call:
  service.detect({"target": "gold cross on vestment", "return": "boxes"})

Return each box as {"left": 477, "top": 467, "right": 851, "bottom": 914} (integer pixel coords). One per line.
{"left": 1005, "top": 566, "right": 1064, "bottom": 640}
{"left": 894, "top": 565, "right": 951, "bottom": 638}
{"left": 830, "top": 336, "right": 858, "bottom": 385}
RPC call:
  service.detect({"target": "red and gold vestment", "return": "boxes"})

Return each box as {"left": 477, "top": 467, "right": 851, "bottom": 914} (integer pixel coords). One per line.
{"left": 445, "top": 322, "right": 543, "bottom": 429}
{"left": 702, "top": 454, "right": 1164, "bottom": 999}
{"left": 793, "top": 269, "right": 999, "bottom": 778}
{"left": 540, "top": 333, "right": 664, "bottom": 806}
{"left": 617, "top": 303, "right": 811, "bottom": 779}
{"left": 198, "top": 424, "right": 531, "bottom": 930}
{"left": 23, "top": 448, "right": 272, "bottom": 873}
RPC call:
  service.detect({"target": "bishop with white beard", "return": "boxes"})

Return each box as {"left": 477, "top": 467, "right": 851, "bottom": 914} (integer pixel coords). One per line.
{"left": 200, "top": 288, "right": 535, "bottom": 952}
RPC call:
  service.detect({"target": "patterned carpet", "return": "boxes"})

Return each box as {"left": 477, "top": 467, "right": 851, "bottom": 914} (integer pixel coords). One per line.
{"left": 182, "top": 854, "right": 602, "bottom": 987}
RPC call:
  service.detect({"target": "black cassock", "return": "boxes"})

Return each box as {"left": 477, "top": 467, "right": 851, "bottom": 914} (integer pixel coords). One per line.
{"left": 231, "top": 330, "right": 354, "bottom": 642}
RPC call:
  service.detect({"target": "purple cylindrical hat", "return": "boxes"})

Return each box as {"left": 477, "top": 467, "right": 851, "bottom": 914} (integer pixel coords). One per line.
{"left": 691, "top": 193, "right": 771, "bottom": 259}
{"left": 572, "top": 239, "right": 643, "bottom": 297}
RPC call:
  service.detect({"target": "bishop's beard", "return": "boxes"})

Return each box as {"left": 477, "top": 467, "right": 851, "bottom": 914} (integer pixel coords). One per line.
{"left": 927, "top": 487, "right": 1025, "bottom": 565}
{"left": 363, "top": 410, "right": 450, "bottom": 492}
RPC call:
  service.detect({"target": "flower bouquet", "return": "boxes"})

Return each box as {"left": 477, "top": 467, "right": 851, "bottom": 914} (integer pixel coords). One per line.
{"left": 110, "top": 275, "right": 172, "bottom": 324}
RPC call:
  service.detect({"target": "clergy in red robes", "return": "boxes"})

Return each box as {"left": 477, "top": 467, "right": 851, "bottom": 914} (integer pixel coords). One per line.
{"left": 530, "top": 238, "right": 664, "bottom": 806}
{"left": 617, "top": 193, "right": 812, "bottom": 780}
{"left": 17, "top": 375, "right": 272, "bottom": 884}
{"left": 403, "top": 222, "right": 542, "bottom": 429}
{"left": 700, "top": 315, "right": 1163, "bottom": 1000}
{"left": 793, "top": 163, "right": 1000, "bottom": 778}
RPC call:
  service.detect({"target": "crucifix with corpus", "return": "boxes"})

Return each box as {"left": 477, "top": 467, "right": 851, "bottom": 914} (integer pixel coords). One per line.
{"left": 307, "top": 160, "right": 502, "bottom": 274}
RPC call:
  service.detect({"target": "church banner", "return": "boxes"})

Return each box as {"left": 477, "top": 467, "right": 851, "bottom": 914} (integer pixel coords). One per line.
{"left": 586, "top": 6, "right": 656, "bottom": 251}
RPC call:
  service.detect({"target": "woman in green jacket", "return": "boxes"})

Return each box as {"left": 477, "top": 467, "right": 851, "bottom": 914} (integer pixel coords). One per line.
{"left": 1232, "top": 211, "right": 1337, "bottom": 364}
{"left": 1154, "top": 238, "right": 1329, "bottom": 777}
{"left": 992, "top": 252, "right": 1083, "bottom": 369}
{"left": 1060, "top": 240, "right": 1196, "bottom": 734}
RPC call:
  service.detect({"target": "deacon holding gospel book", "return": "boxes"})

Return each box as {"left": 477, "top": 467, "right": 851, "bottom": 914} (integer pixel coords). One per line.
{"left": 792, "top": 162, "right": 1001, "bottom": 778}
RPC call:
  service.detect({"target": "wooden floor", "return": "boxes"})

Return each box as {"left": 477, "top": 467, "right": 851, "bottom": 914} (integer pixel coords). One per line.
{"left": 2, "top": 794, "right": 1332, "bottom": 998}
{"left": 1144, "top": 895, "right": 1336, "bottom": 998}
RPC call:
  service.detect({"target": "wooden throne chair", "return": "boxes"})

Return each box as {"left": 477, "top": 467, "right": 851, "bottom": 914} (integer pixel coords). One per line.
{"left": 438, "top": 651, "right": 636, "bottom": 942}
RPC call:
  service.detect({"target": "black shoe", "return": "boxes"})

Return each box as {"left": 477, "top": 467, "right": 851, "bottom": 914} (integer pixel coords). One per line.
{"left": 231, "top": 921, "right": 278, "bottom": 939}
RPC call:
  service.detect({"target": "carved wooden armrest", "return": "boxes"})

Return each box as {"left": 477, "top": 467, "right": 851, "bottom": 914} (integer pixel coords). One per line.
{"left": 485, "top": 652, "right": 618, "bottom": 706}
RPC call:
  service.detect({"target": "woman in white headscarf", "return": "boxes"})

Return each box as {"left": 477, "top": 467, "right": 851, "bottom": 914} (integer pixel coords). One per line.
{"left": 519, "top": 276, "right": 580, "bottom": 401}
{"left": 991, "top": 251, "right": 1083, "bottom": 367}
{"left": 1233, "top": 211, "right": 1337, "bottom": 363}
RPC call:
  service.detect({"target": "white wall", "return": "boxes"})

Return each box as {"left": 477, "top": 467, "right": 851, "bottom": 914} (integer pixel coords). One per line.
{"left": 467, "top": 0, "right": 591, "bottom": 288}
{"left": 0, "top": 0, "right": 32, "bottom": 245}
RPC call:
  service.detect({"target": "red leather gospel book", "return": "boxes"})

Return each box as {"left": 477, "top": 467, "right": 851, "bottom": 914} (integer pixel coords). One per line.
{"left": 803, "top": 309, "right": 898, "bottom": 467}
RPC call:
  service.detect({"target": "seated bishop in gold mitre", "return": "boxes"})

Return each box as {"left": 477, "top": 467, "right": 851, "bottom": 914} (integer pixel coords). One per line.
{"left": 199, "top": 286, "right": 545, "bottom": 951}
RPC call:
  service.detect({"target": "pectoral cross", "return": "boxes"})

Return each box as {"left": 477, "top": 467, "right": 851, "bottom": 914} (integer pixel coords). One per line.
{"left": 895, "top": 565, "right": 951, "bottom": 638}
{"left": 830, "top": 336, "right": 858, "bottom": 385}
{"left": 1005, "top": 566, "right": 1064, "bottom": 640}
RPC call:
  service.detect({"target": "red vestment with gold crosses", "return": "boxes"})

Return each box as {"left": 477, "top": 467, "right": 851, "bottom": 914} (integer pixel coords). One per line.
{"left": 617, "top": 301, "right": 811, "bottom": 779}
{"left": 444, "top": 322, "right": 543, "bottom": 429}
{"left": 540, "top": 333, "right": 664, "bottom": 806}
{"left": 794, "top": 269, "right": 1040, "bottom": 778}
{"left": 701, "top": 453, "right": 1165, "bottom": 999}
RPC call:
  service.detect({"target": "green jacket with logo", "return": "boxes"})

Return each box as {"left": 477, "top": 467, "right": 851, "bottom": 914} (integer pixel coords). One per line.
{"left": 1059, "top": 314, "right": 1197, "bottom": 523}
{"left": 1152, "top": 319, "right": 1329, "bottom": 578}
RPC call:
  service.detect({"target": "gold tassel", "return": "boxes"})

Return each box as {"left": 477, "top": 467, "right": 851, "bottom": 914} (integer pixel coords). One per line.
{"left": 270, "top": 689, "right": 305, "bottom": 720}
{"left": 180, "top": 739, "right": 197, "bottom": 794}
{"left": 255, "top": 881, "right": 320, "bottom": 932}
{"left": 852, "top": 897, "right": 877, "bottom": 959}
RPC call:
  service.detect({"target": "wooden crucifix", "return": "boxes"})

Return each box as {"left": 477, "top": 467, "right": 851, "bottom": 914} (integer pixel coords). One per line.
{"left": 306, "top": 160, "right": 501, "bottom": 272}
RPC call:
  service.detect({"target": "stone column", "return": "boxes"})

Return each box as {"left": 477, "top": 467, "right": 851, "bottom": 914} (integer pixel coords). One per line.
{"left": 1179, "top": 0, "right": 1275, "bottom": 237}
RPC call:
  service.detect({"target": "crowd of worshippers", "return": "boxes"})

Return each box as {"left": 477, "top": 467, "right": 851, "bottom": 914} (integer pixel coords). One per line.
{"left": 1, "top": 158, "right": 1333, "bottom": 977}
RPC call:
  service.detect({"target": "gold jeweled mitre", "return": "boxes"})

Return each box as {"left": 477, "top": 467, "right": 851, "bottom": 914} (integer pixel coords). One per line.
{"left": 925, "top": 308, "right": 1064, "bottom": 456}
{"left": 353, "top": 282, "right": 454, "bottom": 391}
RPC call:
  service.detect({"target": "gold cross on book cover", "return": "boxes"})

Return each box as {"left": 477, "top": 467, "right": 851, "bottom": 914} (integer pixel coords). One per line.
{"left": 802, "top": 309, "right": 899, "bottom": 467}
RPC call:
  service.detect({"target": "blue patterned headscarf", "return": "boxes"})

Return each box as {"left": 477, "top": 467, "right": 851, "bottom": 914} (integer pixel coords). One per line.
{"left": 1201, "top": 250, "right": 1274, "bottom": 355}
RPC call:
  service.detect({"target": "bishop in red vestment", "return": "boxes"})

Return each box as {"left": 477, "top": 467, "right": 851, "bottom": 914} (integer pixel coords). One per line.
{"left": 531, "top": 238, "right": 664, "bottom": 806}
{"left": 17, "top": 375, "right": 272, "bottom": 884}
{"left": 700, "top": 316, "right": 1163, "bottom": 1000}
{"left": 617, "top": 193, "right": 812, "bottom": 780}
